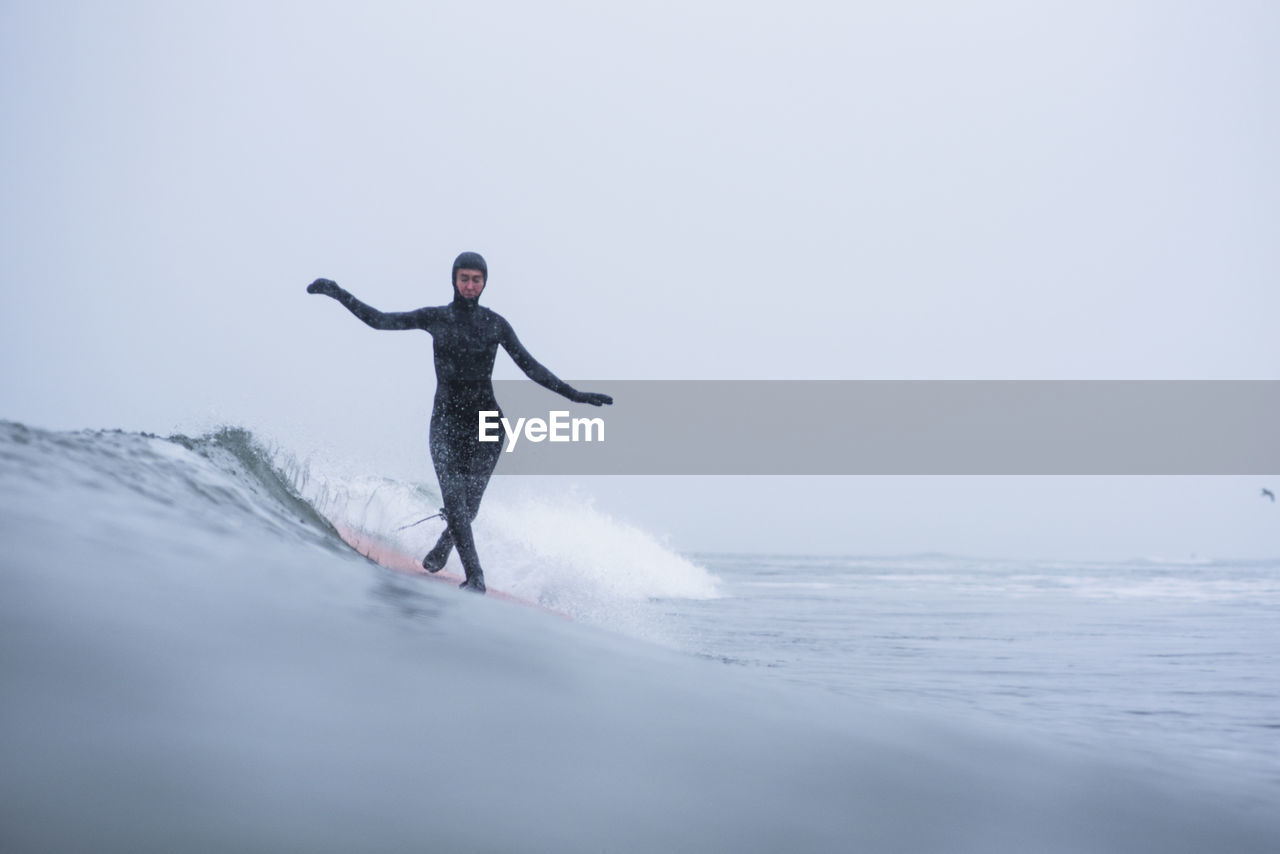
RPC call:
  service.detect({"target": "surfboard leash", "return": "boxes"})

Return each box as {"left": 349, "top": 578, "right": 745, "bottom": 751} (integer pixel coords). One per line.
{"left": 396, "top": 508, "right": 447, "bottom": 531}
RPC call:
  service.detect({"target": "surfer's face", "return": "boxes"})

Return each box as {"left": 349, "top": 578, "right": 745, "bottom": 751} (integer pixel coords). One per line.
{"left": 455, "top": 268, "right": 486, "bottom": 300}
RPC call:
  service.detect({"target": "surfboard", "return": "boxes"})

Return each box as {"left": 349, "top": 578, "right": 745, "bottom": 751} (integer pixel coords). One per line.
{"left": 333, "top": 522, "right": 562, "bottom": 615}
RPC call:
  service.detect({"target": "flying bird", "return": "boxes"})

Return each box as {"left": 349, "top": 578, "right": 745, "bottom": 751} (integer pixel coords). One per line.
{"left": 1263, "top": 488, "right": 1275, "bottom": 502}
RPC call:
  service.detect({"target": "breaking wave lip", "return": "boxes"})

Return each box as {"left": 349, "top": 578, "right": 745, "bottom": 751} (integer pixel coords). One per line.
{"left": 0, "top": 421, "right": 345, "bottom": 552}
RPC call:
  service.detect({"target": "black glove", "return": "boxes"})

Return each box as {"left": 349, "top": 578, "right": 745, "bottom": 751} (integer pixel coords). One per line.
{"left": 307, "top": 278, "right": 339, "bottom": 296}
{"left": 573, "top": 391, "right": 613, "bottom": 406}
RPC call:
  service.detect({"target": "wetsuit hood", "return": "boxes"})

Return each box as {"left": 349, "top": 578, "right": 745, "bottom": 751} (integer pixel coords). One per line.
{"left": 451, "top": 251, "right": 488, "bottom": 308}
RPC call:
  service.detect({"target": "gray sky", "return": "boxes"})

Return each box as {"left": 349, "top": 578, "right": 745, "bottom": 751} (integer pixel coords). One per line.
{"left": 2, "top": 1, "right": 1276, "bottom": 559}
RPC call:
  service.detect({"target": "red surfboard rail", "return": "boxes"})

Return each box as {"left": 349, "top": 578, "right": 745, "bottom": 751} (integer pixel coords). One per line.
{"left": 332, "top": 521, "right": 565, "bottom": 616}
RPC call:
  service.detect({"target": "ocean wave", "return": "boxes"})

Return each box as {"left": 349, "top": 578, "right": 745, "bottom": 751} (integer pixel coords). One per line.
{"left": 0, "top": 420, "right": 718, "bottom": 628}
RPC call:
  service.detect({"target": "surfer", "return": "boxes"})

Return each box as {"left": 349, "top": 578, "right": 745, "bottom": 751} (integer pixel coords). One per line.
{"left": 307, "top": 252, "right": 611, "bottom": 592}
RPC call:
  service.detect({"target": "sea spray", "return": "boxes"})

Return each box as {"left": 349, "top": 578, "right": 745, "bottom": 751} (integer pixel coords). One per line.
{"left": 279, "top": 443, "right": 721, "bottom": 637}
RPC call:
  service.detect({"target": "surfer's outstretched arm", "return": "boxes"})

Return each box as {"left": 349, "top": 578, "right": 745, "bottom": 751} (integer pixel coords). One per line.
{"left": 499, "top": 319, "right": 613, "bottom": 406}
{"left": 306, "top": 279, "right": 430, "bottom": 331}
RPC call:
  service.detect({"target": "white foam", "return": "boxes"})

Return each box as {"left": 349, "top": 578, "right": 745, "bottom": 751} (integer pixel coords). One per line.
{"left": 477, "top": 493, "right": 720, "bottom": 608}
{"left": 282, "top": 452, "right": 720, "bottom": 634}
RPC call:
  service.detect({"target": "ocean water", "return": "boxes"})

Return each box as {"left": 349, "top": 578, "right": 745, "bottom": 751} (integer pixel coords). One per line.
{"left": 1, "top": 421, "right": 1276, "bottom": 853}
{"left": 661, "top": 553, "right": 1280, "bottom": 795}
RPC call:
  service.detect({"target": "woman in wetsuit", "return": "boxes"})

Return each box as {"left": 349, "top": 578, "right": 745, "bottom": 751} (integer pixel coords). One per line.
{"left": 307, "top": 251, "right": 611, "bottom": 592}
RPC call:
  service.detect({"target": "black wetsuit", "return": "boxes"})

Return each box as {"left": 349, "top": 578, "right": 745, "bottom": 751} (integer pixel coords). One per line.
{"left": 309, "top": 277, "right": 604, "bottom": 592}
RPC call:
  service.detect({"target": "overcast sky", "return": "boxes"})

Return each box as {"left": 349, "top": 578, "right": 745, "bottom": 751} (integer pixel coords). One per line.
{"left": 2, "top": 1, "right": 1276, "bottom": 559}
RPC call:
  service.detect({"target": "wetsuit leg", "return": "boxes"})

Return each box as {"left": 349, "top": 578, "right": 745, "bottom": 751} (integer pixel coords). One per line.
{"left": 421, "top": 527, "right": 454, "bottom": 572}
{"left": 429, "top": 419, "right": 503, "bottom": 592}
{"left": 421, "top": 449, "right": 501, "bottom": 572}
